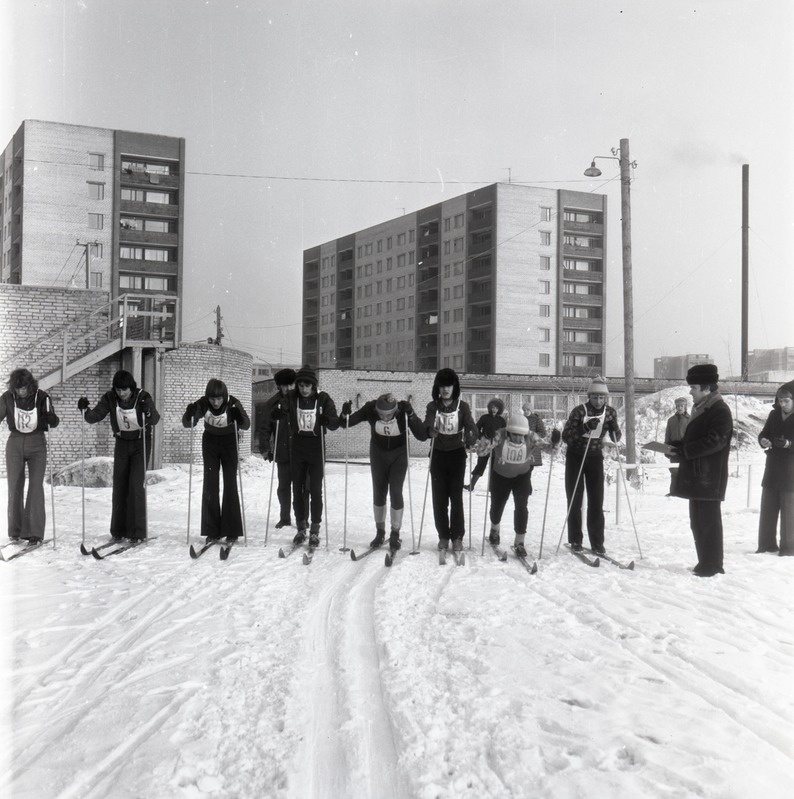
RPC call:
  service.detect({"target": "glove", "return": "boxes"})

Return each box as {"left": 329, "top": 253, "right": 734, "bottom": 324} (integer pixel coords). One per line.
{"left": 341, "top": 400, "right": 353, "bottom": 416}
{"left": 77, "top": 397, "right": 89, "bottom": 411}
{"left": 398, "top": 400, "right": 414, "bottom": 416}
{"left": 668, "top": 445, "right": 682, "bottom": 457}
{"left": 263, "top": 450, "right": 274, "bottom": 462}
{"left": 550, "top": 429, "right": 561, "bottom": 445}
{"left": 427, "top": 426, "right": 438, "bottom": 439}
{"left": 585, "top": 418, "right": 600, "bottom": 431}
{"left": 185, "top": 402, "right": 198, "bottom": 417}
{"left": 772, "top": 436, "right": 790, "bottom": 449}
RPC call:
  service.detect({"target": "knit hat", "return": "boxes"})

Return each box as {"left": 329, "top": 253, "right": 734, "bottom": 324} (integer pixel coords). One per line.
{"left": 506, "top": 413, "right": 529, "bottom": 435}
{"left": 686, "top": 363, "right": 718, "bottom": 385}
{"left": 587, "top": 376, "right": 609, "bottom": 395}
{"left": 675, "top": 397, "right": 688, "bottom": 404}
{"left": 274, "top": 368, "right": 297, "bottom": 386}
{"left": 295, "top": 364, "right": 317, "bottom": 386}
{"left": 376, "top": 393, "right": 398, "bottom": 414}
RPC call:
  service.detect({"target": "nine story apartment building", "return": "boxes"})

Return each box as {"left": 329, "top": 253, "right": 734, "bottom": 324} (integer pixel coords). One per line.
{"left": 302, "top": 183, "right": 607, "bottom": 376}
{"left": 1, "top": 120, "right": 185, "bottom": 307}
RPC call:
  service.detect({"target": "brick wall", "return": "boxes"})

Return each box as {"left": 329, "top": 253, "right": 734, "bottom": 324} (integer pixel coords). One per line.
{"left": 160, "top": 343, "right": 253, "bottom": 464}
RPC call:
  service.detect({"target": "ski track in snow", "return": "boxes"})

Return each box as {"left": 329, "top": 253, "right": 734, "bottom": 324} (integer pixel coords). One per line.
{"left": 2, "top": 432, "right": 794, "bottom": 799}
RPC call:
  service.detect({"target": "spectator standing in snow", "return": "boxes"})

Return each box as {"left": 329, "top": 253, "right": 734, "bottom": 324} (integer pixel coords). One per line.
{"left": 418, "top": 368, "right": 478, "bottom": 552}
{"left": 79, "top": 370, "right": 159, "bottom": 541}
{"left": 561, "top": 377, "right": 621, "bottom": 555}
{"left": 486, "top": 413, "right": 550, "bottom": 556}
{"left": 670, "top": 364, "right": 733, "bottom": 577}
{"left": 464, "top": 398, "right": 505, "bottom": 491}
{"left": 663, "top": 396, "right": 690, "bottom": 495}
{"left": 1, "top": 368, "right": 59, "bottom": 544}
{"left": 182, "top": 379, "right": 250, "bottom": 542}
{"left": 756, "top": 380, "right": 794, "bottom": 556}
{"left": 257, "top": 368, "right": 299, "bottom": 529}
{"left": 340, "top": 392, "right": 424, "bottom": 551}
{"left": 521, "top": 401, "right": 548, "bottom": 477}
{"left": 272, "top": 365, "right": 339, "bottom": 548}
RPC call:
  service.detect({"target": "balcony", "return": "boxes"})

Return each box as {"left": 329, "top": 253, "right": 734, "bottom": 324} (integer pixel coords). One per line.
{"left": 121, "top": 200, "right": 180, "bottom": 218}
{"left": 563, "top": 243, "right": 604, "bottom": 259}
{"left": 120, "top": 171, "right": 180, "bottom": 190}
{"left": 118, "top": 229, "right": 178, "bottom": 247}
{"left": 562, "top": 220, "right": 604, "bottom": 235}
{"left": 468, "top": 208, "right": 493, "bottom": 231}
{"left": 468, "top": 233, "right": 492, "bottom": 256}
{"left": 562, "top": 268, "right": 603, "bottom": 283}
{"left": 469, "top": 257, "right": 492, "bottom": 279}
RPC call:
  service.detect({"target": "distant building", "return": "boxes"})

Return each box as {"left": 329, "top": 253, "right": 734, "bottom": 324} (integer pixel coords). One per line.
{"left": 746, "top": 347, "right": 794, "bottom": 382}
{"left": 302, "top": 182, "right": 607, "bottom": 376}
{"left": 1, "top": 119, "right": 185, "bottom": 315}
{"left": 654, "top": 354, "right": 713, "bottom": 380}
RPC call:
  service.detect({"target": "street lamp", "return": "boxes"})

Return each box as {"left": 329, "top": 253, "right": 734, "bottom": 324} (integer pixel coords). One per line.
{"left": 584, "top": 138, "right": 637, "bottom": 466}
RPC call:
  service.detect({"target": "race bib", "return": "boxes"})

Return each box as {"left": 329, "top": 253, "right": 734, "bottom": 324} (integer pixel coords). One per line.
{"left": 375, "top": 418, "right": 399, "bottom": 437}
{"left": 116, "top": 405, "right": 142, "bottom": 432}
{"left": 435, "top": 409, "right": 460, "bottom": 435}
{"left": 14, "top": 404, "right": 38, "bottom": 434}
{"left": 204, "top": 410, "right": 228, "bottom": 428}
{"left": 298, "top": 403, "right": 317, "bottom": 433}
{"left": 583, "top": 409, "right": 605, "bottom": 439}
{"left": 502, "top": 440, "right": 528, "bottom": 464}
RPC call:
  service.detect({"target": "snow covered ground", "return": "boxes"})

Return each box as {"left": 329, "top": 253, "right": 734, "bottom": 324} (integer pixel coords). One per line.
{"left": 2, "top": 396, "right": 793, "bottom": 799}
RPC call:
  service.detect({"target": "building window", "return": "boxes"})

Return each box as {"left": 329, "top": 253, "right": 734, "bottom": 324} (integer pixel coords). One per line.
{"left": 540, "top": 256, "right": 551, "bottom": 271}
{"left": 397, "top": 233, "right": 406, "bottom": 246}
{"left": 539, "top": 328, "right": 551, "bottom": 342}
{"left": 89, "top": 153, "right": 104, "bottom": 171}
{"left": 564, "top": 210, "right": 601, "bottom": 224}
{"left": 121, "top": 188, "right": 145, "bottom": 202}
{"left": 539, "top": 280, "right": 550, "bottom": 294}
{"left": 454, "top": 213, "right": 464, "bottom": 228}
{"left": 89, "top": 243, "right": 103, "bottom": 260}
{"left": 453, "top": 308, "right": 464, "bottom": 322}
{"left": 444, "top": 241, "right": 451, "bottom": 255}
{"left": 444, "top": 218, "right": 451, "bottom": 232}
{"left": 540, "top": 232, "right": 551, "bottom": 246}
{"left": 564, "top": 234, "right": 601, "bottom": 249}
{"left": 90, "top": 272, "right": 103, "bottom": 288}
{"left": 145, "top": 191, "right": 172, "bottom": 205}
{"left": 88, "top": 213, "right": 103, "bottom": 230}
{"left": 453, "top": 237, "right": 464, "bottom": 253}
{"left": 539, "top": 353, "right": 550, "bottom": 367}
{"left": 539, "top": 304, "right": 550, "bottom": 317}
{"left": 540, "top": 207, "right": 552, "bottom": 222}
{"left": 453, "top": 285, "right": 464, "bottom": 298}
{"left": 87, "top": 182, "right": 105, "bottom": 200}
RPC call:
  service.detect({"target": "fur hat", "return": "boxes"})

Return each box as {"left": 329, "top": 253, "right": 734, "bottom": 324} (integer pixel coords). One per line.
{"left": 432, "top": 368, "right": 460, "bottom": 402}
{"left": 487, "top": 398, "right": 505, "bottom": 415}
{"left": 274, "top": 368, "right": 297, "bottom": 387}
{"left": 587, "top": 376, "right": 609, "bottom": 395}
{"left": 376, "top": 393, "right": 397, "bottom": 414}
{"left": 686, "top": 363, "right": 718, "bottom": 385}
{"left": 506, "top": 413, "right": 529, "bottom": 435}
{"left": 295, "top": 364, "right": 317, "bottom": 386}
{"left": 112, "top": 370, "right": 137, "bottom": 391}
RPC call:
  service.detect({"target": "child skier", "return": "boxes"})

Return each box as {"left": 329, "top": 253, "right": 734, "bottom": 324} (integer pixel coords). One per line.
{"left": 419, "top": 368, "right": 478, "bottom": 552}
{"left": 1, "top": 368, "right": 60, "bottom": 544}
{"left": 182, "top": 378, "right": 250, "bottom": 542}
{"left": 465, "top": 397, "right": 505, "bottom": 491}
{"left": 340, "top": 392, "right": 424, "bottom": 550}
{"left": 273, "top": 365, "right": 339, "bottom": 548}
{"left": 78, "top": 370, "right": 159, "bottom": 541}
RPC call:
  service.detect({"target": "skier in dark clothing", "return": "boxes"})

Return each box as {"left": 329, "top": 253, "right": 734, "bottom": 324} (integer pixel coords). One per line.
{"left": 272, "top": 365, "right": 339, "bottom": 548}
{"left": 182, "top": 378, "right": 251, "bottom": 541}
{"left": 341, "top": 392, "right": 425, "bottom": 550}
{"left": 258, "top": 368, "right": 299, "bottom": 529}
{"left": 464, "top": 397, "right": 505, "bottom": 492}
{"left": 561, "top": 376, "right": 621, "bottom": 555}
{"left": 418, "top": 368, "right": 478, "bottom": 552}
{"left": 670, "top": 364, "right": 733, "bottom": 576}
{"left": 79, "top": 370, "right": 159, "bottom": 540}
{"left": 1, "top": 368, "right": 59, "bottom": 543}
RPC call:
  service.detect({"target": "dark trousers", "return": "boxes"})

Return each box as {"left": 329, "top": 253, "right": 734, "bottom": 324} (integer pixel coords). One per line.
{"left": 276, "top": 460, "right": 292, "bottom": 522}
{"left": 489, "top": 470, "right": 533, "bottom": 535}
{"left": 564, "top": 453, "right": 605, "bottom": 549}
{"left": 111, "top": 437, "right": 148, "bottom": 540}
{"left": 758, "top": 488, "right": 794, "bottom": 555}
{"left": 430, "top": 447, "right": 466, "bottom": 540}
{"left": 291, "top": 437, "right": 324, "bottom": 526}
{"left": 6, "top": 432, "right": 48, "bottom": 539}
{"left": 689, "top": 499, "right": 724, "bottom": 572}
{"left": 370, "top": 444, "right": 408, "bottom": 509}
{"left": 471, "top": 453, "right": 490, "bottom": 480}
{"left": 201, "top": 432, "right": 242, "bottom": 538}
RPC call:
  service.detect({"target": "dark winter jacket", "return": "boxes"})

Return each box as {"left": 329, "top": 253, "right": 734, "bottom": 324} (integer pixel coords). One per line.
{"left": 561, "top": 402, "right": 621, "bottom": 458}
{"left": 257, "top": 391, "right": 291, "bottom": 461}
{"left": 345, "top": 400, "right": 425, "bottom": 451}
{"left": 758, "top": 405, "right": 794, "bottom": 492}
{"left": 525, "top": 412, "right": 547, "bottom": 466}
{"left": 672, "top": 392, "right": 733, "bottom": 501}
{"left": 182, "top": 395, "right": 250, "bottom": 437}
{"left": 85, "top": 389, "right": 159, "bottom": 439}
{"left": 273, "top": 388, "right": 339, "bottom": 441}
{"left": 418, "top": 371, "right": 478, "bottom": 451}
{"left": 664, "top": 411, "right": 690, "bottom": 463}
{"left": 0, "top": 389, "right": 59, "bottom": 435}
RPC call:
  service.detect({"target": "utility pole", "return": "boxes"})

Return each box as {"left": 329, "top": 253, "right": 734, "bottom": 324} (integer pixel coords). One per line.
{"left": 741, "top": 164, "right": 749, "bottom": 381}
{"left": 619, "top": 138, "right": 636, "bottom": 466}
{"left": 214, "top": 305, "right": 224, "bottom": 346}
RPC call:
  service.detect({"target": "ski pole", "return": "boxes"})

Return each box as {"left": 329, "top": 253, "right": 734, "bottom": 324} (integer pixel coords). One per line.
{"left": 555, "top": 433, "right": 593, "bottom": 554}
{"left": 265, "top": 419, "right": 278, "bottom": 546}
{"left": 480, "top": 458, "right": 492, "bottom": 556}
{"left": 234, "top": 420, "right": 248, "bottom": 546}
{"left": 412, "top": 437, "right": 434, "bottom": 554}
{"left": 142, "top": 420, "right": 149, "bottom": 539}
{"left": 467, "top": 450, "right": 473, "bottom": 550}
{"left": 320, "top": 421, "right": 329, "bottom": 549}
{"left": 340, "top": 413, "right": 350, "bottom": 552}
{"left": 538, "top": 441, "right": 559, "bottom": 559}
{"left": 47, "top": 397, "right": 56, "bottom": 549}
{"left": 186, "top": 421, "right": 195, "bottom": 545}
{"left": 80, "top": 408, "right": 86, "bottom": 546}
{"left": 405, "top": 413, "right": 416, "bottom": 554}
{"left": 614, "top": 445, "right": 643, "bottom": 558}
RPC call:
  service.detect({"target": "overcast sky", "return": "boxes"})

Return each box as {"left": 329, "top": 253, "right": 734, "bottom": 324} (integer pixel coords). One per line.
{"left": 1, "top": 0, "right": 791, "bottom": 378}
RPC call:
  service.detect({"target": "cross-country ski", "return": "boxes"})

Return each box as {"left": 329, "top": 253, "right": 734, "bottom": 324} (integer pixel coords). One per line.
{"left": 189, "top": 539, "right": 218, "bottom": 559}
{"left": 565, "top": 543, "right": 600, "bottom": 567}
{"left": 588, "top": 549, "right": 635, "bottom": 570}
{"left": 1, "top": 538, "right": 50, "bottom": 562}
